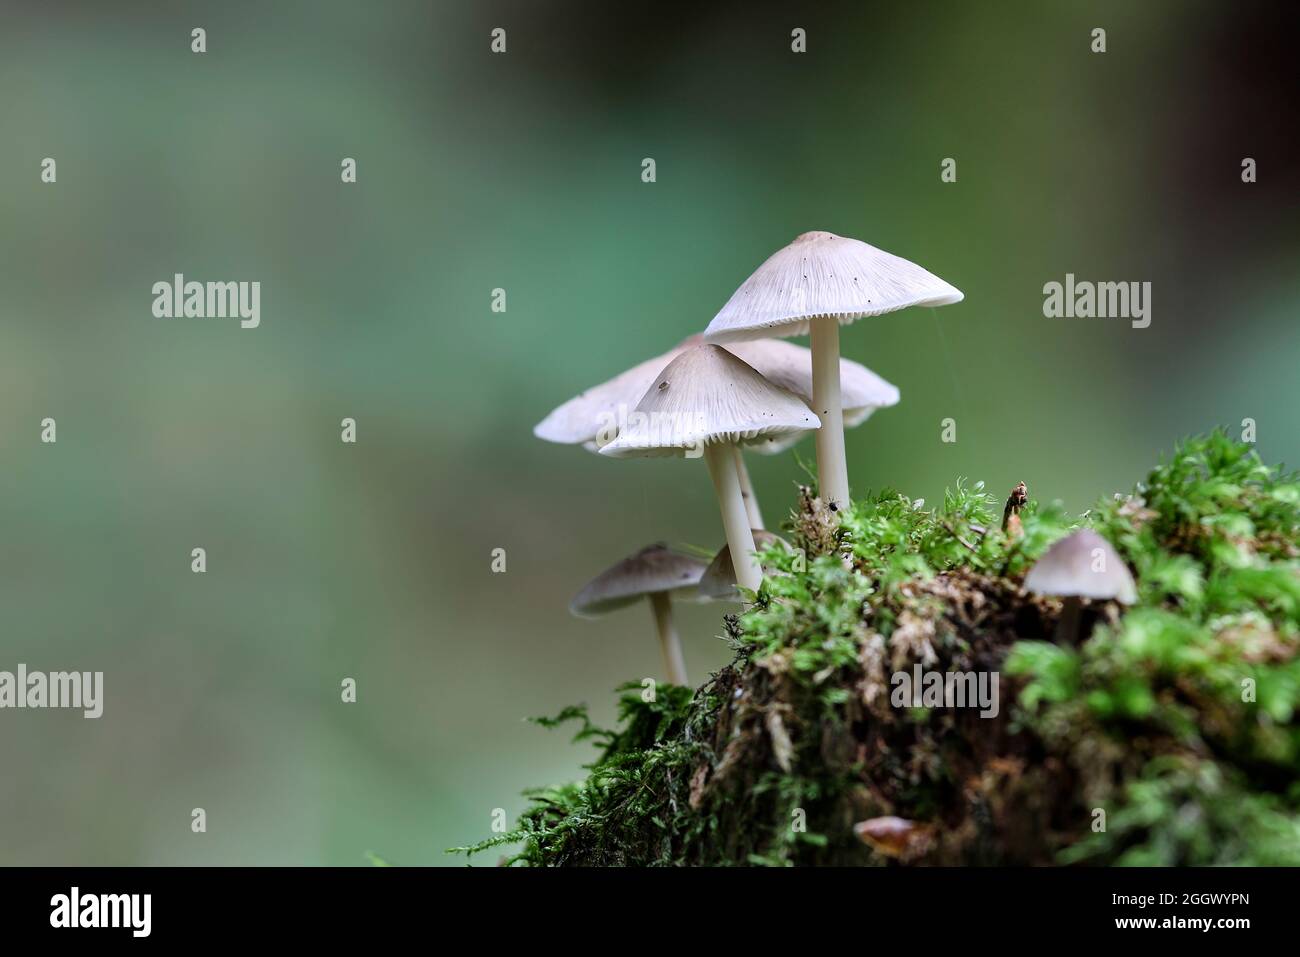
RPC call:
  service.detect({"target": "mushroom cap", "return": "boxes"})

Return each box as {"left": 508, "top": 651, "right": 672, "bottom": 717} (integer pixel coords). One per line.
{"left": 569, "top": 543, "right": 709, "bottom": 617}
{"left": 1024, "top": 528, "right": 1138, "bottom": 604}
{"left": 698, "top": 530, "right": 788, "bottom": 601}
{"left": 726, "top": 338, "right": 899, "bottom": 410}
{"left": 534, "top": 336, "right": 888, "bottom": 455}
{"left": 724, "top": 338, "right": 899, "bottom": 455}
{"left": 844, "top": 404, "right": 886, "bottom": 429}
{"left": 751, "top": 405, "right": 890, "bottom": 455}
{"left": 533, "top": 342, "right": 689, "bottom": 447}
{"left": 751, "top": 405, "right": 884, "bottom": 455}
{"left": 703, "top": 230, "right": 963, "bottom": 344}
{"left": 853, "top": 816, "right": 935, "bottom": 860}
{"left": 599, "top": 344, "right": 820, "bottom": 458}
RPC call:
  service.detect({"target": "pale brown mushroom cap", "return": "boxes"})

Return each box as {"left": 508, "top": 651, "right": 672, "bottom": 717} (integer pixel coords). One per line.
{"left": 1024, "top": 528, "right": 1138, "bottom": 604}
{"left": 569, "top": 544, "right": 709, "bottom": 618}
{"left": 853, "top": 816, "right": 935, "bottom": 860}
{"left": 703, "top": 230, "right": 963, "bottom": 344}
{"left": 598, "top": 344, "right": 820, "bottom": 458}
{"left": 698, "top": 530, "right": 788, "bottom": 601}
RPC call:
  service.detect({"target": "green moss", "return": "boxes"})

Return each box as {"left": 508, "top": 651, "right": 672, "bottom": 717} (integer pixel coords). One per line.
{"left": 452, "top": 431, "right": 1300, "bottom": 866}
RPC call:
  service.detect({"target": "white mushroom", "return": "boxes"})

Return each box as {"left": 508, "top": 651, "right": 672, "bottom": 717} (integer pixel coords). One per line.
{"left": 600, "top": 345, "right": 819, "bottom": 594}
{"left": 1024, "top": 528, "right": 1137, "bottom": 644}
{"left": 533, "top": 335, "right": 898, "bottom": 527}
{"left": 569, "top": 543, "right": 709, "bottom": 686}
{"left": 704, "top": 230, "right": 961, "bottom": 507}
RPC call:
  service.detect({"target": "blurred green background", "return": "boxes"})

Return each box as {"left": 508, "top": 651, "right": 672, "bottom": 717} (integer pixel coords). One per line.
{"left": 0, "top": 0, "right": 1295, "bottom": 865}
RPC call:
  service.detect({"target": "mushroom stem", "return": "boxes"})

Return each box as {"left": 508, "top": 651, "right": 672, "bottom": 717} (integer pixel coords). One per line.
{"left": 649, "top": 592, "right": 688, "bottom": 686}
{"left": 810, "top": 315, "right": 849, "bottom": 508}
{"left": 1056, "top": 596, "right": 1083, "bottom": 645}
{"left": 733, "top": 447, "right": 765, "bottom": 530}
{"left": 704, "top": 443, "right": 762, "bottom": 594}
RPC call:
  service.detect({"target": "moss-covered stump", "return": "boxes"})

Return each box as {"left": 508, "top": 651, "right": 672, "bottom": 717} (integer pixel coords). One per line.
{"left": 459, "top": 432, "right": 1300, "bottom": 866}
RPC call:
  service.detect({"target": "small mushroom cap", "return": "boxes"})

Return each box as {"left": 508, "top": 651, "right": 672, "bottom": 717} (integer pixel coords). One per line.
{"left": 853, "top": 816, "right": 935, "bottom": 860}
{"left": 698, "top": 530, "right": 788, "bottom": 601}
{"left": 569, "top": 543, "right": 709, "bottom": 617}
{"left": 725, "top": 338, "right": 899, "bottom": 455}
{"left": 533, "top": 343, "right": 689, "bottom": 447}
{"left": 703, "top": 230, "right": 963, "bottom": 344}
{"left": 1024, "top": 528, "right": 1138, "bottom": 604}
{"left": 599, "top": 344, "right": 820, "bottom": 458}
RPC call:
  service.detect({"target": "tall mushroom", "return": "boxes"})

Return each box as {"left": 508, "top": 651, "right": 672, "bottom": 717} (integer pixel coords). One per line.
{"left": 569, "top": 543, "right": 709, "bottom": 686}
{"left": 600, "top": 345, "right": 819, "bottom": 594}
{"left": 1024, "top": 528, "right": 1137, "bottom": 645}
{"left": 703, "top": 230, "right": 962, "bottom": 508}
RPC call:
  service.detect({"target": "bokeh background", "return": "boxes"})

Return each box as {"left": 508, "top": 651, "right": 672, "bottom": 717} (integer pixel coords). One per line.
{"left": 0, "top": 0, "right": 1296, "bottom": 865}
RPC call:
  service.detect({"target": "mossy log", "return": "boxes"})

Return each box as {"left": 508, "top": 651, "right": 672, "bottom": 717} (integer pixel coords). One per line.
{"left": 457, "top": 432, "right": 1300, "bottom": 866}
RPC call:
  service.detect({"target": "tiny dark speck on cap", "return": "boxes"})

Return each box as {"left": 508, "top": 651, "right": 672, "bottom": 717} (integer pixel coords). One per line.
{"left": 658, "top": 381, "right": 669, "bottom": 390}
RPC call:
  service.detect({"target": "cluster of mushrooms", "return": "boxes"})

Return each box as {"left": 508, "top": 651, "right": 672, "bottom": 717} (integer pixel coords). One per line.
{"left": 535, "top": 230, "right": 1138, "bottom": 686}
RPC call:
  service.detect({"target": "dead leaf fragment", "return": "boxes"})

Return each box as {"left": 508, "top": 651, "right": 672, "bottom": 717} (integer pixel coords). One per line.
{"left": 688, "top": 763, "right": 709, "bottom": 810}
{"left": 765, "top": 709, "right": 794, "bottom": 772}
